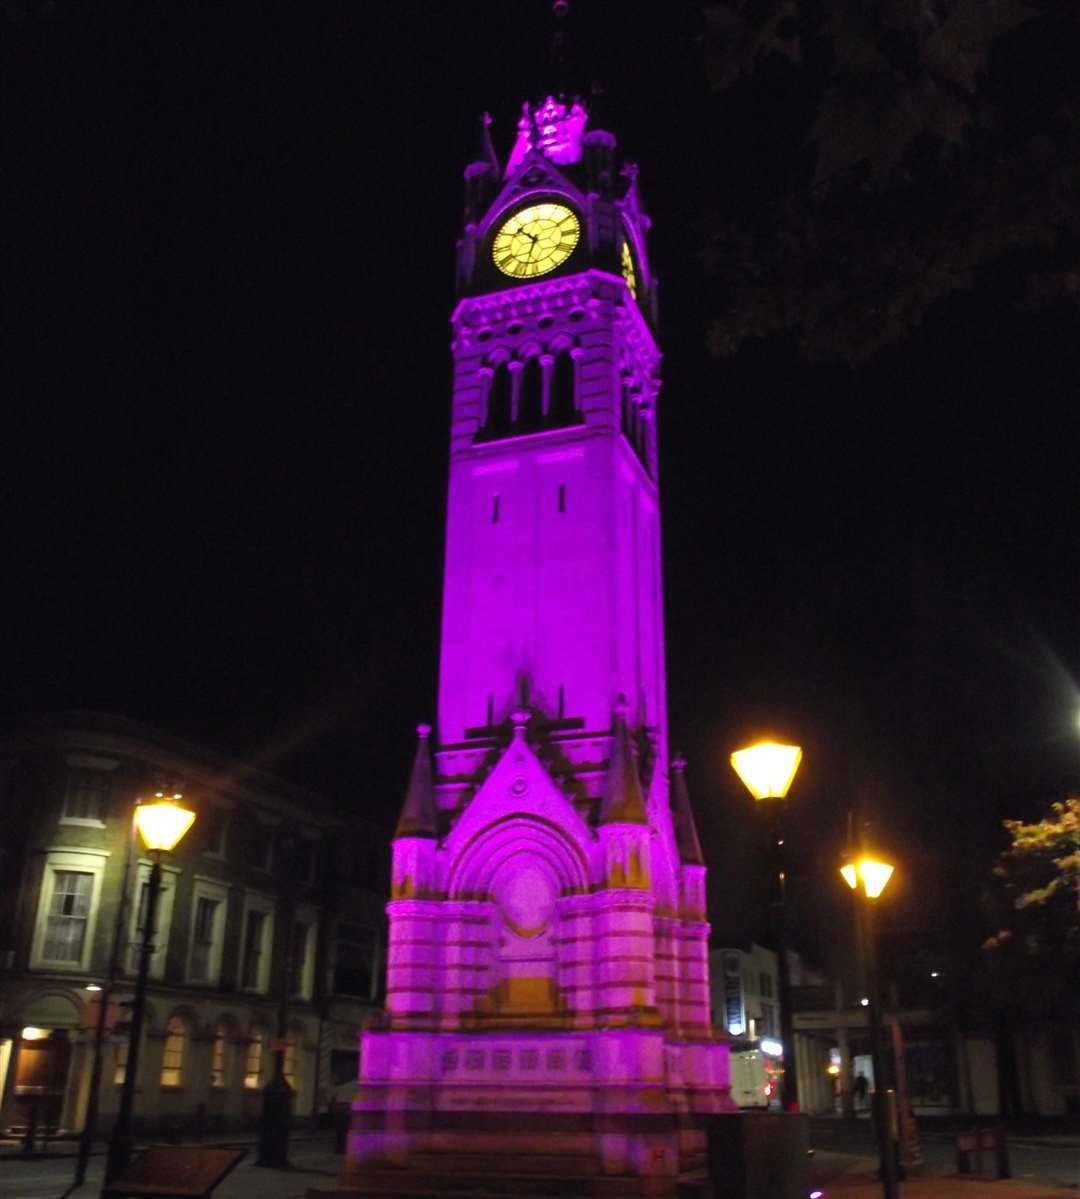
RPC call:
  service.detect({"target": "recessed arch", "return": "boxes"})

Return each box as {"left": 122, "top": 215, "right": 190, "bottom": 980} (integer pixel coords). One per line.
{"left": 447, "top": 814, "right": 588, "bottom": 900}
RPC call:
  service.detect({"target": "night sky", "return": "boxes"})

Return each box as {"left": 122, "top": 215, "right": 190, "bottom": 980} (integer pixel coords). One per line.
{"left": 7, "top": 2, "right": 1080, "bottom": 969}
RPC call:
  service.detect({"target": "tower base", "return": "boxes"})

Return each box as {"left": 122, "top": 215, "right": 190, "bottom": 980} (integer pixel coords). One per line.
{"left": 315, "top": 1028, "right": 735, "bottom": 1199}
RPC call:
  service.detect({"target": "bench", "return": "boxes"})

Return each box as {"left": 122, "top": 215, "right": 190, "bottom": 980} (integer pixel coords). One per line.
{"left": 103, "top": 1146, "right": 247, "bottom": 1199}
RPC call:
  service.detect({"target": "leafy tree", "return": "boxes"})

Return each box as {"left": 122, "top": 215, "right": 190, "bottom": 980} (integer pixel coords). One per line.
{"left": 702, "top": 0, "right": 1080, "bottom": 363}
{"left": 1000, "top": 796, "right": 1080, "bottom": 914}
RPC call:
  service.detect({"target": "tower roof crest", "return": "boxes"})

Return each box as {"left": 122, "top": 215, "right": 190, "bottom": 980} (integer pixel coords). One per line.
{"left": 504, "top": 95, "right": 589, "bottom": 177}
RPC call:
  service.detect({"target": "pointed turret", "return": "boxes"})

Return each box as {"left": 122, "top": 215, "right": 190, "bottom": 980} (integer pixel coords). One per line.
{"left": 394, "top": 723, "right": 438, "bottom": 839}
{"left": 473, "top": 111, "right": 500, "bottom": 178}
{"left": 670, "top": 754, "right": 705, "bottom": 866}
{"left": 599, "top": 704, "right": 649, "bottom": 825}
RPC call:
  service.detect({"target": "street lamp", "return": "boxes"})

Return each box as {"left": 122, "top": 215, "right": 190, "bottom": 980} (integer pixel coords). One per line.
{"left": 842, "top": 852, "right": 898, "bottom": 1199}
{"left": 103, "top": 793, "right": 194, "bottom": 1188}
{"left": 731, "top": 741, "right": 802, "bottom": 1111}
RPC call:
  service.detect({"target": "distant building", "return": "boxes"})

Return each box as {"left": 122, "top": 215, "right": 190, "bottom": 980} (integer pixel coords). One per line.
{"left": 0, "top": 712, "right": 387, "bottom": 1136}
{"left": 710, "top": 943, "right": 826, "bottom": 1109}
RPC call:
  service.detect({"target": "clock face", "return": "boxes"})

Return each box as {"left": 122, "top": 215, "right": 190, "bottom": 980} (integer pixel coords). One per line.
{"left": 492, "top": 202, "right": 580, "bottom": 279}
{"left": 621, "top": 240, "right": 638, "bottom": 301}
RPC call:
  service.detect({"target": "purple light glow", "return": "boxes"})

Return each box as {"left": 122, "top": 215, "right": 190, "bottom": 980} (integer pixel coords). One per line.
{"left": 344, "top": 101, "right": 734, "bottom": 1193}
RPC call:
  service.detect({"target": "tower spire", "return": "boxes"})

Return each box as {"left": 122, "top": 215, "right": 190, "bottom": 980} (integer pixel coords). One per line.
{"left": 394, "top": 723, "right": 437, "bottom": 839}
{"left": 548, "top": 0, "right": 575, "bottom": 99}
{"left": 600, "top": 702, "right": 649, "bottom": 825}
{"left": 670, "top": 754, "right": 705, "bottom": 866}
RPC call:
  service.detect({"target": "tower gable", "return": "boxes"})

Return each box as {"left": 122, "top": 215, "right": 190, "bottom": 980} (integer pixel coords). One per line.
{"left": 480, "top": 154, "right": 588, "bottom": 242}
{"left": 443, "top": 713, "right": 592, "bottom": 872}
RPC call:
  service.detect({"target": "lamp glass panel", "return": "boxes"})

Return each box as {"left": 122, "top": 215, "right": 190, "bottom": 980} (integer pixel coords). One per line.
{"left": 730, "top": 742, "right": 803, "bottom": 800}
{"left": 859, "top": 858, "right": 894, "bottom": 899}
{"left": 135, "top": 801, "right": 195, "bottom": 852}
{"left": 840, "top": 864, "right": 857, "bottom": 890}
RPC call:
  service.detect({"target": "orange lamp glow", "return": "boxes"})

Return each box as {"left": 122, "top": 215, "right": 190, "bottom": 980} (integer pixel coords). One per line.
{"left": 730, "top": 742, "right": 803, "bottom": 800}
{"left": 134, "top": 793, "right": 195, "bottom": 853}
{"left": 841, "top": 856, "right": 895, "bottom": 900}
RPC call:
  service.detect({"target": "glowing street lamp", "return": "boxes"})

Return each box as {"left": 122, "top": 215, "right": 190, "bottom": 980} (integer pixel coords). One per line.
{"left": 104, "top": 792, "right": 194, "bottom": 1187}
{"left": 730, "top": 742, "right": 802, "bottom": 802}
{"left": 841, "top": 856, "right": 895, "bottom": 900}
{"left": 133, "top": 796, "right": 195, "bottom": 852}
{"left": 842, "top": 849, "right": 898, "bottom": 1199}
{"left": 731, "top": 740, "right": 802, "bottom": 1111}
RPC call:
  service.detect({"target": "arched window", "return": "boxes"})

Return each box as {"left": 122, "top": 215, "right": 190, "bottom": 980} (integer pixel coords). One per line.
{"left": 481, "top": 364, "right": 512, "bottom": 440}
{"left": 284, "top": 1029, "right": 298, "bottom": 1088}
{"left": 160, "top": 1016, "right": 187, "bottom": 1087}
{"left": 517, "top": 356, "right": 543, "bottom": 433}
{"left": 210, "top": 1021, "right": 228, "bottom": 1089}
{"left": 114, "top": 1037, "right": 129, "bottom": 1086}
{"left": 547, "top": 351, "right": 577, "bottom": 427}
{"left": 244, "top": 1027, "right": 265, "bottom": 1089}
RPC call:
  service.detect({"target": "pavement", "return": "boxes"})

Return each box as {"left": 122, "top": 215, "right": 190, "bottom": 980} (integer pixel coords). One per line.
{"left": 811, "top": 1152, "right": 1076, "bottom": 1197}
{"left": 0, "top": 1134, "right": 1075, "bottom": 1199}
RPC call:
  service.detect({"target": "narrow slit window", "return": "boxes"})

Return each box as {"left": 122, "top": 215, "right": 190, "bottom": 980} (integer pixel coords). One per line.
{"left": 558, "top": 685, "right": 565, "bottom": 719}
{"left": 492, "top": 494, "right": 500, "bottom": 524}
{"left": 558, "top": 483, "right": 566, "bottom": 513}
{"left": 486, "top": 694, "right": 494, "bottom": 726}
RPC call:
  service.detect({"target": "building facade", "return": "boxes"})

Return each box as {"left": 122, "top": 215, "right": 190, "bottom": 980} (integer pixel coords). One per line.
{"left": 0, "top": 712, "right": 385, "bottom": 1138}
{"left": 344, "top": 79, "right": 731, "bottom": 1199}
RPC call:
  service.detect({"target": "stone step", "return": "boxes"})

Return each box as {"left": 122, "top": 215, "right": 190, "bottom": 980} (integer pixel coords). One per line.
{"left": 407, "top": 1151, "right": 604, "bottom": 1176}
{"left": 312, "top": 1170, "right": 679, "bottom": 1197}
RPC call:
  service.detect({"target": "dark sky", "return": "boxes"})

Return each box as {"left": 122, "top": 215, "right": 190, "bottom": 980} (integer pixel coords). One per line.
{"left": 6, "top": 2, "right": 1079, "bottom": 965}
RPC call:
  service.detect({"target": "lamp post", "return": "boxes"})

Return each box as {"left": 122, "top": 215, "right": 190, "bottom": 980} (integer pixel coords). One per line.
{"left": 75, "top": 809, "right": 138, "bottom": 1187}
{"left": 256, "top": 825, "right": 298, "bottom": 1169}
{"left": 730, "top": 741, "right": 803, "bottom": 1111}
{"left": 103, "top": 793, "right": 195, "bottom": 1189}
{"left": 842, "top": 854, "right": 898, "bottom": 1199}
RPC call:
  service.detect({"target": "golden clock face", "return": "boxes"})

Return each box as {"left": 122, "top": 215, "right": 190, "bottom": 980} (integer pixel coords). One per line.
{"left": 492, "top": 202, "right": 580, "bottom": 279}
{"left": 621, "top": 240, "right": 638, "bottom": 301}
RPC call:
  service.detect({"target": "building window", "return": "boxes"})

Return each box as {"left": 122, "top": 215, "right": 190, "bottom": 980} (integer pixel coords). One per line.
{"left": 284, "top": 1030, "right": 298, "bottom": 1088}
{"left": 290, "top": 922, "right": 308, "bottom": 998}
{"left": 248, "top": 824, "right": 273, "bottom": 871}
{"left": 127, "top": 881, "right": 150, "bottom": 974}
{"left": 61, "top": 770, "right": 109, "bottom": 824}
{"left": 42, "top": 871, "right": 93, "bottom": 963}
{"left": 244, "top": 1028, "right": 264, "bottom": 1088}
{"left": 334, "top": 923, "right": 378, "bottom": 999}
{"left": 241, "top": 910, "right": 266, "bottom": 990}
{"left": 294, "top": 839, "right": 318, "bottom": 885}
{"left": 210, "top": 1022, "right": 228, "bottom": 1088}
{"left": 190, "top": 897, "right": 219, "bottom": 983}
{"left": 160, "top": 1016, "right": 187, "bottom": 1087}
{"left": 196, "top": 803, "right": 227, "bottom": 857}
{"left": 114, "top": 1037, "right": 129, "bottom": 1086}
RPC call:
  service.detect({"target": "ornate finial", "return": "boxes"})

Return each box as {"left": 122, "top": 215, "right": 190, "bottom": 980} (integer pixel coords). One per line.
{"left": 511, "top": 709, "right": 530, "bottom": 736}
{"left": 417, "top": 723, "right": 431, "bottom": 739}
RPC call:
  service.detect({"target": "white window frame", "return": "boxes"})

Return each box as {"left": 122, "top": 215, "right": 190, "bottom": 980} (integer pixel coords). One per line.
{"left": 59, "top": 756, "right": 117, "bottom": 828}
{"left": 290, "top": 904, "right": 318, "bottom": 1002}
{"left": 30, "top": 848, "right": 109, "bottom": 971}
{"left": 186, "top": 877, "right": 229, "bottom": 986}
{"left": 239, "top": 891, "right": 274, "bottom": 994}
{"left": 125, "top": 860, "right": 179, "bottom": 980}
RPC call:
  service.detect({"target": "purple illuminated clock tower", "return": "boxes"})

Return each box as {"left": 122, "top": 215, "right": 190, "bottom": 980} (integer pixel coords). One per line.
{"left": 338, "top": 78, "right": 733, "bottom": 1199}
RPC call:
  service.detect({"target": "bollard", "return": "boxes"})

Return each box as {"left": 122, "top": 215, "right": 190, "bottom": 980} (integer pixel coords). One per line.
{"left": 956, "top": 1129, "right": 976, "bottom": 1174}
{"left": 980, "top": 1126, "right": 1011, "bottom": 1179}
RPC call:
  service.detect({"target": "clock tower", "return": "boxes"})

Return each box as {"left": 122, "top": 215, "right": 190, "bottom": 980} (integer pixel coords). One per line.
{"left": 340, "top": 38, "right": 733, "bottom": 1199}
